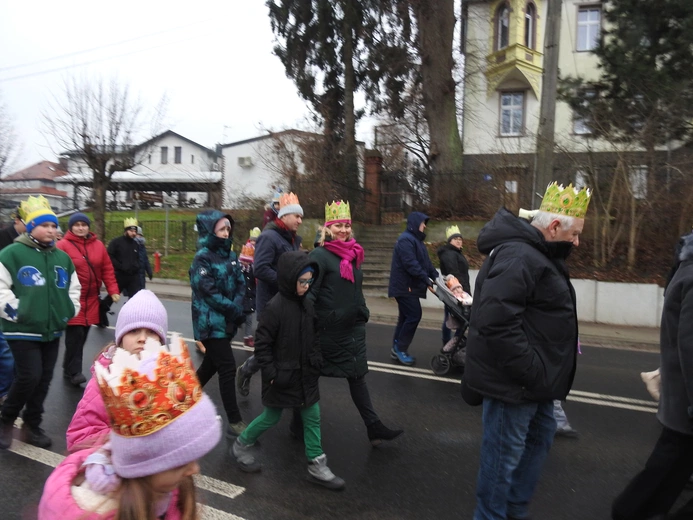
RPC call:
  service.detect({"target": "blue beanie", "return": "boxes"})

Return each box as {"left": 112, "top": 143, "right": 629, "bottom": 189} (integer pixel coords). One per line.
{"left": 26, "top": 213, "right": 59, "bottom": 234}
{"left": 298, "top": 266, "right": 314, "bottom": 277}
{"left": 68, "top": 212, "right": 91, "bottom": 230}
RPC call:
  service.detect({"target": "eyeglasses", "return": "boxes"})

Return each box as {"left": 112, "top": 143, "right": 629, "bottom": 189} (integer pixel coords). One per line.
{"left": 298, "top": 278, "right": 314, "bottom": 287}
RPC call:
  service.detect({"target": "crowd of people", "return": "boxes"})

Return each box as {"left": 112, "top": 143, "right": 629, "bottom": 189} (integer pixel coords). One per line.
{"left": 0, "top": 181, "right": 691, "bottom": 519}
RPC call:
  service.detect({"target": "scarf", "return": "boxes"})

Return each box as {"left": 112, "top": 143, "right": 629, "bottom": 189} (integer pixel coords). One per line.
{"left": 322, "top": 238, "right": 364, "bottom": 283}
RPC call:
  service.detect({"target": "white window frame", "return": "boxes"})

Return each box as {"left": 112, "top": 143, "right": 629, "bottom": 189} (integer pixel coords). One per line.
{"left": 574, "top": 169, "right": 588, "bottom": 189}
{"left": 573, "top": 88, "right": 597, "bottom": 135}
{"left": 497, "top": 4, "right": 510, "bottom": 50}
{"left": 525, "top": 3, "right": 535, "bottom": 49}
{"left": 629, "top": 165, "right": 648, "bottom": 200}
{"left": 577, "top": 6, "right": 601, "bottom": 52}
{"left": 500, "top": 92, "right": 525, "bottom": 136}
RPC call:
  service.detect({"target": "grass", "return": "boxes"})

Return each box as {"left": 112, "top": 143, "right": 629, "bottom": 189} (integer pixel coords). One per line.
{"left": 156, "top": 252, "right": 195, "bottom": 281}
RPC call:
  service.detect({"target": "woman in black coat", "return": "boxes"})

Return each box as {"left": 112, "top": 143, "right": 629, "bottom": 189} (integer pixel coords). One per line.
{"left": 308, "top": 201, "right": 403, "bottom": 446}
{"left": 437, "top": 225, "right": 471, "bottom": 345}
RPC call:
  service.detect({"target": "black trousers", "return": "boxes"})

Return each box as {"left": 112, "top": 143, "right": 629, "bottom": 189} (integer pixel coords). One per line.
{"left": 196, "top": 337, "right": 242, "bottom": 424}
{"left": 612, "top": 426, "right": 693, "bottom": 520}
{"left": 0, "top": 339, "right": 59, "bottom": 428}
{"left": 347, "top": 376, "right": 380, "bottom": 427}
{"left": 116, "top": 273, "right": 141, "bottom": 298}
{"left": 63, "top": 325, "right": 90, "bottom": 377}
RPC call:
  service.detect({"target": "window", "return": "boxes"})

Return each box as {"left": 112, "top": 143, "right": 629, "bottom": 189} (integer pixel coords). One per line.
{"left": 500, "top": 92, "right": 524, "bottom": 136}
{"left": 577, "top": 6, "right": 601, "bottom": 51}
{"left": 160, "top": 146, "right": 168, "bottom": 164}
{"left": 174, "top": 146, "right": 182, "bottom": 164}
{"left": 505, "top": 180, "right": 518, "bottom": 194}
{"left": 573, "top": 88, "right": 597, "bottom": 135}
{"left": 525, "top": 3, "right": 536, "bottom": 49}
{"left": 191, "top": 154, "right": 195, "bottom": 164}
{"left": 629, "top": 166, "right": 648, "bottom": 200}
{"left": 574, "top": 170, "right": 588, "bottom": 189}
{"left": 496, "top": 4, "right": 510, "bottom": 50}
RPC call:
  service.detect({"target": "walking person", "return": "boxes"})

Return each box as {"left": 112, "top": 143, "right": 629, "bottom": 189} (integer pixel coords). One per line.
{"left": 612, "top": 233, "right": 693, "bottom": 520}
{"left": 107, "top": 218, "right": 141, "bottom": 298}
{"left": 0, "top": 196, "right": 81, "bottom": 449}
{"left": 231, "top": 250, "right": 345, "bottom": 490}
{"left": 239, "top": 227, "right": 260, "bottom": 347}
{"left": 388, "top": 211, "right": 439, "bottom": 366}
{"left": 56, "top": 213, "right": 121, "bottom": 388}
{"left": 190, "top": 210, "right": 247, "bottom": 438}
{"left": 135, "top": 226, "right": 153, "bottom": 289}
{"left": 309, "top": 200, "right": 403, "bottom": 446}
{"left": 464, "top": 183, "right": 591, "bottom": 520}
{"left": 437, "top": 224, "right": 471, "bottom": 346}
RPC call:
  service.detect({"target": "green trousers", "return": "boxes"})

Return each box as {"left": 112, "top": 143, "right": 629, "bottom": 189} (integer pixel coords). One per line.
{"left": 239, "top": 402, "right": 323, "bottom": 460}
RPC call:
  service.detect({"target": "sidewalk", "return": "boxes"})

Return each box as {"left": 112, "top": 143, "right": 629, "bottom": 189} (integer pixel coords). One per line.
{"left": 146, "top": 279, "right": 660, "bottom": 352}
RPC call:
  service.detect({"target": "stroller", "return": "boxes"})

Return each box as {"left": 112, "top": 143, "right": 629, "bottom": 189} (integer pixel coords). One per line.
{"left": 430, "top": 275, "right": 472, "bottom": 376}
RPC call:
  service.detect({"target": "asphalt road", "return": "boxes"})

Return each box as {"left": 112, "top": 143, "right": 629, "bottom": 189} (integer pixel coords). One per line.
{"left": 0, "top": 299, "right": 686, "bottom": 520}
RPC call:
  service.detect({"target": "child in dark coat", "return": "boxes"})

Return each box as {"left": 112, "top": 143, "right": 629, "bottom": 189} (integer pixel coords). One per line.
{"left": 239, "top": 228, "right": 260, "bottom": 347}
{"left": 231, "top": 250, "right": 345, "bottom": 490}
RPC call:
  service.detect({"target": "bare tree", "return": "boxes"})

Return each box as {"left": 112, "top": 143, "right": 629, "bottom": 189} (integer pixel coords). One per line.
{"left": 42, "top": 76, "right": 166, "bottom": 238}
{"left": 0, "top": 92, "right": 19, "bottom": 179}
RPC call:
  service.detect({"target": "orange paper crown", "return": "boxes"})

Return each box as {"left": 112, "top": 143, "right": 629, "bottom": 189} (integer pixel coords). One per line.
{"left": 95, "top": 335, "right": 202, "bottom": 438}
{"left": 279, "top": 192, "right": 300, "bottom": 208}
{"left": 446, "top": 276, "right": 462, "bottom": 291}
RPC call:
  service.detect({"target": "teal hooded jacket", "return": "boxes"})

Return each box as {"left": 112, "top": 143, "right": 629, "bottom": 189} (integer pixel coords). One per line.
{"left": 189, "top": 210, "right": 245, "bottom": 340}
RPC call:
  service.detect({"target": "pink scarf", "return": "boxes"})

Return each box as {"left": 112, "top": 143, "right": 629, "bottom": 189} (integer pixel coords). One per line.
{"left": 322, "top": 238, "right": 364, "bottom": 283}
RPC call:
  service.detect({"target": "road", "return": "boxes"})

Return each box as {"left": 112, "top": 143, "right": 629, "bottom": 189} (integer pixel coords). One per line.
{"left": 0, "top": 298, "right": 687, "bottom": 519}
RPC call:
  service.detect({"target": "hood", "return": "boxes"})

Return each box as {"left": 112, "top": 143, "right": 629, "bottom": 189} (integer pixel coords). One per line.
{"left": 196, "top": 210, "right": 234, "bottom": 253}
{"left": 406, "top": 212, "right": 429, "bottom": 234}
{"left": 17, "top": 232, "right": 55, "bottom": 250}
{"left": 476, "top": 207, "right": 547, "bottom": 255}
{"left": 680, "top": 233, "right": 693, "bottom": 263}
{"left": 277, "top": 250, "right": 319, "bottom": 299}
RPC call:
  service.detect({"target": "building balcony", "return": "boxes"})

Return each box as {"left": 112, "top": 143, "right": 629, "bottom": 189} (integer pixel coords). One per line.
{"left": 485, "top": 44, "right": 544, "bottom": 97}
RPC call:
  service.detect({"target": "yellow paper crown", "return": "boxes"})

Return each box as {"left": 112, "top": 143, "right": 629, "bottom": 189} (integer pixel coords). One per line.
{"left": 324, "top": 200, "right": 351, "bottom": 224}
{"left": 539, "top": 182, "right": 592, "bottom": 219}
{"left": 20, "top": 195, "right": 55, "bottom": 225}
{"left": 124, "top": 217, "right": 138, "bottom": 229}
{"left": 446, "top": 225, "right": 461, "bottom": 240}
{"left": 249, "top": 227, "right": 261, "bottom": 239}
{"left": 279, "top": 192, "right": 300, "bottom": 208}
{"left": 95, "top": 335, "right": 203, "bottom": 438}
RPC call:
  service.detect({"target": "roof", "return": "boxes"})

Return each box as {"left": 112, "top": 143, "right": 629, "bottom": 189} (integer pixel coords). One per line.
{"left": 135, "top": 130, "right": 219, "bottom": 158}
{"left": 0, "top": 186, "right": 68, "bottom": 197}
{"left": 220, "top": 129, "right": 365, "bottom": 149}
{"left": 2, "top": 161, "right": 68, "bottom": 181}
{"left": 58, "top": 169, "right": 222, "bottom": 184}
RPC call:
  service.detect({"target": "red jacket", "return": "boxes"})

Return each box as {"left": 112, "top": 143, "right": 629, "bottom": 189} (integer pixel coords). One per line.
{"left": 57, "top": 231, "right": 119, "bottom": 326}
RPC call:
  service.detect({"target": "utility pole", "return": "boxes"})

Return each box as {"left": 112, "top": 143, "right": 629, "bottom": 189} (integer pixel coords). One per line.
{"left": 533, "top": 0, "right": 562, "bottom": 208}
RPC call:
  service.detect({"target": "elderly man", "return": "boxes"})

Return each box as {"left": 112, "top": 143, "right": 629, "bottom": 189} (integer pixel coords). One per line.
{"left": 464, "top": 183, "right": 590, "bottom": 520}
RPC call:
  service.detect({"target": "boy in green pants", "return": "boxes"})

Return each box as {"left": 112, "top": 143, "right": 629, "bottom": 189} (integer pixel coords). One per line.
{"left": 231, "top": 250, "right": 344, "bottom": 490}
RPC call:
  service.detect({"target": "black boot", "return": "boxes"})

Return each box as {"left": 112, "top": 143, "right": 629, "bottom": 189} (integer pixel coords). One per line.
{"left": 21, "top": 424, "right": 52, "bottom": 448}
{"left": 0, "top": 418, "right": 14, "bottom": 450}
{"left": 367, "top": 420, "right": 404, "bottom": 447}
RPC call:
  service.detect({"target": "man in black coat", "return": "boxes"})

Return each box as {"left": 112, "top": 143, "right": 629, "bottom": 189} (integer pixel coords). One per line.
{"left": 107, "top": 219, "right": 141, "bottom": 298}
{"left": 0, "top": 209, "right": 26, "bottom": 250}
{"left": 465, "top": 184, "right": 589, "bottom": 520}
{"left": 437, "top": 224, "right": 470, "bottom": 345}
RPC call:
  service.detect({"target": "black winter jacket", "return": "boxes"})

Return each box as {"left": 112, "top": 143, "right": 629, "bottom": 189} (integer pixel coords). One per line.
{"left": 107, "top": 235, "right": 140, "bottom": 276}
{"left": 437, "top": 243, "right": 471, "bottom": 293}
{"left": 388, "top": 212, "right": 438, "bottom": 298}
{"left": 255, "top": 251, "right": 322, "bottom": 408}
{"left": 0, "top": 224, "right": 20, "bottom": 251}
{"left": 465, "top": 208, "right": 578, "bottom": 404}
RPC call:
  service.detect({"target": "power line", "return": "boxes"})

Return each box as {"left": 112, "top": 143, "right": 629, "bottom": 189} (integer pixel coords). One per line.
{"left": 0, "top": 18, "right": 215, "bottom": 73}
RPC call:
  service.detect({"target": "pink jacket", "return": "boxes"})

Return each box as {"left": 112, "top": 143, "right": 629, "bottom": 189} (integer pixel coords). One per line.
{"left": 39, "top": 448, "right": 183, "bottom": 519}
{"left": 66, "top": 350, "right": 113, "bottom": 453}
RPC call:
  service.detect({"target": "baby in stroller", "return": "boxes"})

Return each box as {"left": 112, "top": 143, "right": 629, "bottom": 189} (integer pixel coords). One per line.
{"left": 430, "top": 275, "right": 473, "bottom": 375}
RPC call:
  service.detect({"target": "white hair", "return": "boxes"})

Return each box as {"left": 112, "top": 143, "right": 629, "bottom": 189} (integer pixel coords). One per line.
{"left": 530, "top": 211, "right": 576, "bottom": 230}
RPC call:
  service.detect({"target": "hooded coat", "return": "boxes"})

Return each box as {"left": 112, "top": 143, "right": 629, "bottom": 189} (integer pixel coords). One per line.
{"left": 189, "top": 211, "right": 245, "bottom": 341}
{"left": 388, "top": 212, "right": 439, "bottom": 299}
{"left": 464, "top": 208, "right": 578, "bottom": 404}
{"left": 57, "top": 231, "right": 119, "bottom": 327}
{"left": 254, "top": 251, "right": 322, "bottom": 408}
{"left": 437, "top": 242, "right": 471, "bottom": 294}
{"left": 308, "top": 244, "right": 370, "bottom": 378}
{"left": 253, "top": 220, "right": 302, "bottom": 317}
{"left": 658, "top": 235, "right": 693, "bottom": 435}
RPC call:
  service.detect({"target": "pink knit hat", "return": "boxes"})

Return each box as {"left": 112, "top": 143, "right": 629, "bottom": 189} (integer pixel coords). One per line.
{"left": 115, "top": 290, "right": 168, "bottom": 346}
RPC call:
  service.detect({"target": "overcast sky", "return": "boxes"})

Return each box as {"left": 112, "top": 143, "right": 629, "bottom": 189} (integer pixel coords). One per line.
{"left": 0, "top": 1, "right": 376, "bottom": 171}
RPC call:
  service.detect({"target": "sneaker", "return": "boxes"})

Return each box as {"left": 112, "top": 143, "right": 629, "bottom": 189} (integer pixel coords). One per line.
{"left": 391, "top": 346, "right": 416, "bottom": 366}
{"left": 0, "top": 419, "right": 13, "bottom": 449}
{"left": 65, "top": 373, "right": 87, "bottom": 388}
{"left": 236, "top": 364, "right": 251, "bottom": 398}
{"left": 641, "top": 369, "right": 661, "bottom": 402}
{"left": 21, "top": 424, "right": 52, "bottom": 448}
{"left": 226, "top": 421, "right": 247, "bottom": 439}
{"left": 307, "top": 454, "right": 345, "bottom": 490}
{"left": 231, "top": 438, "right": 261, "bottom": 473}
{"left": 367, "top": 420, "right": 404, "bottom": 447}
{"left": 555, "top": 426, "right": 580, "bottom": 439}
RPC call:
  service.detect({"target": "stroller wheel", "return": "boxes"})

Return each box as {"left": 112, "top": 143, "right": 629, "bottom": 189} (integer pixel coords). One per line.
{"left": 430, "top": 354, "right": 451, "bottom": 376}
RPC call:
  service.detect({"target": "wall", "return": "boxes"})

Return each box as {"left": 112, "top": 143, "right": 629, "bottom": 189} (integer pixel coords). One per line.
{"left": 420, "top": 269, "right": 664, "bottom": 327}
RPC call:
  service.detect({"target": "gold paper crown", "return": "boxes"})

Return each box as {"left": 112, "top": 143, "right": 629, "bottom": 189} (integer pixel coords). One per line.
{"left": 279, "top": 192, "right": 300, "bottom": 208}
{"left": 539, "top": 182, "right": 592, "bottom": 219}
{"left": 324, "top": 200, "right": 351, "bottom": 223}
{"left": 20, "top": 195, "right": 55, "bottom": 225}
{"left": 124, "top": 217, "right": 138, "bottom": 229}
{"left": 446, "top": 225, "right": 461, "bottom": 240}
{"left": 249, "top": 227, "right": 261, "bottom": 239}
{"left": 95, "top": 335, "right": 202, "bottom": 438}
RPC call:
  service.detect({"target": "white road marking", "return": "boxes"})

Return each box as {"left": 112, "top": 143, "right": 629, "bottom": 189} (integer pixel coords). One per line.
{"left": 7, "top": 428, "right": 246, "bottom": 519}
